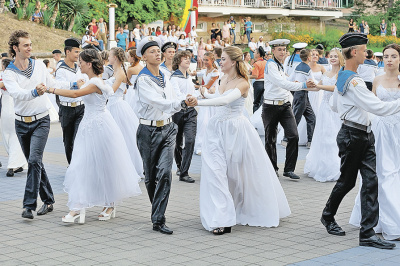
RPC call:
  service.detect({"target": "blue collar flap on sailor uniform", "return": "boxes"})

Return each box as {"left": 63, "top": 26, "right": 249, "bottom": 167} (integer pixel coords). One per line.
{"left": 294, "top": 62, "right": 311, "bottom": 74}
{"left": 171, "top": 69, "right": 188, "bottom": 79}
{"left": 135, "top": 66, "right": 166, "bottom": 89}
{"left": 317, "top": 57, "right": 329, "bottom": 65}
{"left": 337, "top": 69, "right": 358, "bottom": 96}
{"left": 265, "top": 58, "right": 280, "bottom": 74}
{"left": 364, "top": 59, "right": 377, "bottom": 66}
{"left": 6, "top": 58, "right": 35, "bottom": 78}
{"left": 58, "top": 61, "right": 78, "bottom": 73}
{"left": 378, "top": 61, "right": 384, "bottom": 67}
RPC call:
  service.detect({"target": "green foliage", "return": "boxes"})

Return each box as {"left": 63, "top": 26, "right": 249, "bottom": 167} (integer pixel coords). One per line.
{"left": 16, "top": 7, "right": 24, "bottom": 20}
{"left": 25, "top": 2, "right": 35, "bottom": 20}
{"left": 42, "top": 7, "right": 53, "bottom": 26}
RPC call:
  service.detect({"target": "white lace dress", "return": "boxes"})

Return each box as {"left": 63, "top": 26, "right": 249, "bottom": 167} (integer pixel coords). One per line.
{"left": 200, "top": 89, "right": 291, "bottom": 231}
{"left": 304, "top": 75, "right": 341, "bottom": 182}
{"left": 63, "top": 78, "right": 141, "bottom": 211}
{"left": 349, "top": 85, "right": 400, "bottom": 240}
{"left": 106, "top": 77, "right": 144, "bottom": 177}
{"left": 195, "top": 69, "right": 218, "bottom": 154}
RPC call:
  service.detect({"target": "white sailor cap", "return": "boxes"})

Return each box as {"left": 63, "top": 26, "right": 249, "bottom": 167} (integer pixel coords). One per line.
{"left": 269, "top": 39, "right": 290, "bottom": 47}
{"left": 374, "top": 52, "right": 383, "bottom": 57}
{"left": 136, "top": 36, "right": 162, "bottom": 57}
{"left": 292, "top": 42, "right": 308, "bottom": 50}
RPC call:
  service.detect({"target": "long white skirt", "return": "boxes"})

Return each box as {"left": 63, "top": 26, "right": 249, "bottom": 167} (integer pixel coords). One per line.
{"left": 304, "top": 99, "right": 341, "bottom": 182}
{"left": 200, "top": 113, "right": 291, "bottom": 231}
{"left": 107, "top": 98, "right": 144, "bottom": 177}
{"left": 349, "top": 114, "right": 400, "bottom": 240}
{"left": 194, "top": 106, "right": 216, "bottom": 154}
{"left": 0, "top": 93, "right": 27, "bottom": 169}
{"left": 63, "top": 109, "right": 142, "bottom": 211}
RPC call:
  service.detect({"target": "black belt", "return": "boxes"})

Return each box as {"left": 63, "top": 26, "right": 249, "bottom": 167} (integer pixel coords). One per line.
{"left": 343, "top": 120, "right": 371, "bottom": 133}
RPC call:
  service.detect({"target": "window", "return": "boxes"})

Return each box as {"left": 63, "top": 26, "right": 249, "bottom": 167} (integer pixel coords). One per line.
{"left": 196, "top": 22, "right": 207, "bottom": 32}
{"left": 254, "top": 23, "right": 265, "bottom": 32}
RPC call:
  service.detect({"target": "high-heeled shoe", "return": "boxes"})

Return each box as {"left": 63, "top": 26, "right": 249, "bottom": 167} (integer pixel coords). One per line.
{"left": 212, "top": 227, "right": 232, "bottom": 235}
{"left": 98, "top": 207, "right": 116, "bottom": 221}
{"left": 62, "top": 209, "right": 85, "bottom": 224}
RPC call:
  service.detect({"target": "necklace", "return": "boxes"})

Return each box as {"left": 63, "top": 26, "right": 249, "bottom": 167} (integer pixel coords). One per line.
{"left": 225, "top": 75, "right": 238, "bottom": 85}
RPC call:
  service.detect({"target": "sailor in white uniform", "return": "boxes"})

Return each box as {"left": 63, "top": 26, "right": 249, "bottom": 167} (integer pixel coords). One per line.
{"left": 283, "top": 42, "right": 306, "bottom": 77}
{"left": 55, "top": 38, "right": 86, "bottom": 164}
{"left": 321, "top": 32, "right": 398, "bottom": 250}
{"left": 357, "top": 49, "right": 377, "bottom": 91}
{"left": 374, "top": 52, "right": 385, "bottom": 76}
{"left": 159, "top": 42, "right": 176, "bottom": 79}
{"left": 3, "top": 30, "right": 72, "bottom": 219}
{"left": 133, "top": 36, "right": 196, "bottom": 235}
{"left": 262, "top": 39, "right": 315, "bottom": 180}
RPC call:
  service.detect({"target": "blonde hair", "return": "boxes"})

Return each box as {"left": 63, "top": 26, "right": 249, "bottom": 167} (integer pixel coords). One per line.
{"left": 127, "top": 48, "right": 141, "bottom": 67}
{"left": 342, "top": 45, "right": 361, "bottom": 60}
{"left": 329, "top": 48, "right": 345, "bottom": 67}
{"left": 223, "top": 46, "right": 249, "bottom": 83}
{"left": 204, "top": 52, "right": 218, "bottom": 70}
{"left": 111, "top": 47, "right": 131, "bottom": 85}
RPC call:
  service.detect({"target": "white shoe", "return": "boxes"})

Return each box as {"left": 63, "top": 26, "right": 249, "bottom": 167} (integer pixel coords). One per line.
{"left": 195, "top": 150, "right": 202, "bottom": 155}
{"left": 62, "top": 209, "right": 85, "bottom": 224}
{"left": 98, "top": 207, "right": 116, "bottom": 221}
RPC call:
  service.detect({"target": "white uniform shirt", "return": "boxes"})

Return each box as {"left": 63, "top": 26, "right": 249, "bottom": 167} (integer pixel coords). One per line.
{"left": 3, "top": 59, "right": 71, "bottom": 116}
{"left": 169, "top": 69, "right": 198, "bottom": 101}
{"left": 160, "top": 62, "right": 173, "bottom": 79}
{"left": 357, "top": 59, "right": 377, "bottom": 83}
{"left": 283, "top": 54, "right": 301, "bottom": 77}
{"left": 330, "top": 73, "right": 400, "bottom": 126}
{"left": 133, "top": 67, "right": 182, "bottom": 121}
{"left": 55, "top": 62, "right": 87, "bottom": 103}
{"left": 264, "top": 59, "right": 305, "bottom": 101}
{"left": 288, "top": 62, "right": 315, "bottom": 83}
{"left": 133, "top": 28, "right": 141, "bottom": 40}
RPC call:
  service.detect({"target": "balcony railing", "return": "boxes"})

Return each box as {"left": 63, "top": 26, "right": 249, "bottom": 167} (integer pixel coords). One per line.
{"left": 198, "top": 0, "right": 286, "bottom": 8}
{"left": 198, "top": 0, "right": 342, "bottom": 8}
{"left": 295, "top": 0, "right": 342, "bottom": 8}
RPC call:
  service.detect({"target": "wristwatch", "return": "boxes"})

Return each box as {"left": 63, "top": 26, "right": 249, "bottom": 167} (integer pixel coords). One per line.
{"left": 181, "top": 100, "right": 188, "bottom": 110}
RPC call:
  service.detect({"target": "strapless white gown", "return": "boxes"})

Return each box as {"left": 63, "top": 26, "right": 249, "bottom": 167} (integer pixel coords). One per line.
{"left": 200, "top": 89, "right": 291, "bottom": 231}
{"left": 106, "top": 77, "right": 143, "bottom": 177}
{"left": 349, "top": 85, "right": 400, "bottom": 240}
{"left": 63, "top": 78, "right": 141, "bottom": 211}
{"left": 304, "top": 75, "right": 341, "bottom": 182}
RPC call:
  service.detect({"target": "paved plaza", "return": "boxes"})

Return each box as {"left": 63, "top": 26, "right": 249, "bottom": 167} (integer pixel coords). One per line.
{"left": 0, "top": 122, "right": 399, "bottom": 266}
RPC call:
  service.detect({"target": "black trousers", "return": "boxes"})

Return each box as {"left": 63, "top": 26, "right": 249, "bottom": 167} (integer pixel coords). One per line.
{"left": 15, "top": 115, "right": 54, "bottom": 210}
{"left": 172, "top": 108, "right": 197, "bottom": 178}
{"left": 253, "top": 81, "right": 265, "bottom": 113}
{"left": 59, "top": 105, "right": 85, "bottom": 164}
{"left": 365, "top": 82, "right": 373, "bottom": 91}
{"left": 262, "top": 103, "right": 299, "bottom": 172}
{"left": 322, "top": 125, "right": 378, "bottom": 238}
{"left": 292, "top": 91, "right": 316, "bottom": 143}
{"left": 137, "top": 122, "right": 177, "bottom": 225}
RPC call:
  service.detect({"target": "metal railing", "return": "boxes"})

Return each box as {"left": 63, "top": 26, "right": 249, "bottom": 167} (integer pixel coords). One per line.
{"left": 198, "top": 0, "right": 286, "bottom": 8}
{"left": 198, "top": 0, "right": 342, "bottom": 8}
{"left": 294, "top": 0, "right": 342, "bottom": 8}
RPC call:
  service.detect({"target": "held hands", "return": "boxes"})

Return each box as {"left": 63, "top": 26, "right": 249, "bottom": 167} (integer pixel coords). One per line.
{"left": 186, "top": 94, "right": 198, "bottom": 107}
{"left": 306, "top": 79, "right": 318, "bottom": 90}
{"left": 36, "top": 83, "right": 46, "bottom": 95}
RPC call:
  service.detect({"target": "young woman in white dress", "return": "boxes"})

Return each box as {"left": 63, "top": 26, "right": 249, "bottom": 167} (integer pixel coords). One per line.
{"left": 125, "top": 48, "right": 143, "bottom": 111}
{"left": 350, "top": 44, "right": 400, "bottom": 240}
{"left": 194, "top": 52, "right": 219, "bottom": 155}
{"left": 42, "top": 49, "right": 141, "bottom": 224}
{"left": 196, "top": 46, "right": 291, "bottom": 235}
{"left": 304, "top": 48, "right": 344, "bottom": 182}
{"left": 106, "top": 47, "right": 144, "bottom": 178}
{"left": 0, "top": 59, "right": 27, "bottom": 177}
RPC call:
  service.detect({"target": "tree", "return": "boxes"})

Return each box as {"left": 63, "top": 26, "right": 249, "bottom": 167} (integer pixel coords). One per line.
{"left": 64, "top": 0, "right": 89, "bottom": 31}
{"left": 48, "top": 0, "right": 69, "bottom": 28}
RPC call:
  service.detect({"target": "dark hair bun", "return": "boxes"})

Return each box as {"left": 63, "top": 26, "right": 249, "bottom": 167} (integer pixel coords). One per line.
{"left": 79, "top": 49, "right": 104, "bottom": 75}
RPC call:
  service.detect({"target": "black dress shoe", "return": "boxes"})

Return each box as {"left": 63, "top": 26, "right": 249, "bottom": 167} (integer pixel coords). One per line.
{"left": 283, "top": 171, "right": 300, "bottom": 180}
{"left": 6, "top": 169, "right": 14, "bottom": 177}
{"left": 275, "top": 170, "right": 279, "bottom": 177}
{"left": 14, "top": 167, "right": 23, "bottom": 173}
{"left": 153, "top": 224, "right": 173, "bottom": 235}
{"left": 320, "top": 216, "right": 345, "bottom": 236}
{"left": 22, "top": 209, "right": 34, "bottom": 219}
{"left": 360, "top": 235, "right": 396, "bottom": 249}
{"left": 37, "top": 204, "right": 54, "bottom": 215}
{"left": 179, "top": 176, "right": 195, "bottom": 183}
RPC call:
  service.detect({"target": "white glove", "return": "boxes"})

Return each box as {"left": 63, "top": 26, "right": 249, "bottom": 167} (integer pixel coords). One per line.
{"left": 198, "top": 88, "right": 242, "bottom": 106}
